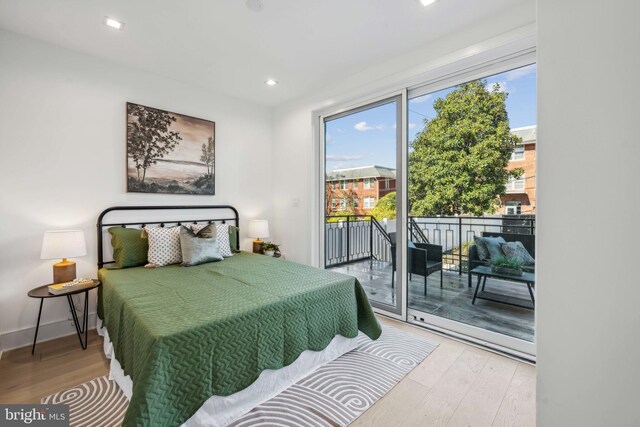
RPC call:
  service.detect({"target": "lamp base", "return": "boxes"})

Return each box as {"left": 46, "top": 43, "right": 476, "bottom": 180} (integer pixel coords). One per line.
{"left": 252, "top": 239, "right": 264, "bottom": 254}
{"left": 53, "top": 260, "right": 76, "bottom": 284}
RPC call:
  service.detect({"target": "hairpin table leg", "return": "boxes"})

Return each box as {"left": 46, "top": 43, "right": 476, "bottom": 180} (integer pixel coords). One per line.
{"left": 31, "top": 299, "right": 44, "bottom": 355}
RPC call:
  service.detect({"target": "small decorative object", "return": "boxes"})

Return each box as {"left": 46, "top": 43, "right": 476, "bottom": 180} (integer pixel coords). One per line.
{"left": 248, "top": 220, "right": 269, "bottom": 254}
{"left": 491, "top": 257, "right": 524, "bottom": 276}
{"left": 261, "top": 242, "right": 280, "bottom": 257}
{"left": 126, "top": 102, "right": 215, "bottom": 195}
{"left": 48, "top": 278, "right": 95, "bottom": 295}
{"left": 40, "top": 230, "right": 87, "bottom": 283}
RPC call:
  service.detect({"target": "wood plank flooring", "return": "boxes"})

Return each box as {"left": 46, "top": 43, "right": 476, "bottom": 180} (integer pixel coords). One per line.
{"left": 0, "top": 317, "right": 535, "bottom": 426}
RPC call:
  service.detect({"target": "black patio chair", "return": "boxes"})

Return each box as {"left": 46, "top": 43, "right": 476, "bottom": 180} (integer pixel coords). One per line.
{"left": 389, "top": 232, "right": 443, "bottom": 295}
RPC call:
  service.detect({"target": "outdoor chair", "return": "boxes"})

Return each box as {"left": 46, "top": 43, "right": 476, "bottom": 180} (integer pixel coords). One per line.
{"left": 467, "top": 231, "right": 535, "bottom": 288}
{"left": 389, "top": 232, "right": 443, "bottom": 295}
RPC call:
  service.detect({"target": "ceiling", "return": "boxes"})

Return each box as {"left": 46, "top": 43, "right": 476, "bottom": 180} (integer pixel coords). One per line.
{"left": 0, "top": 0, "right": 533, "bottom": 106}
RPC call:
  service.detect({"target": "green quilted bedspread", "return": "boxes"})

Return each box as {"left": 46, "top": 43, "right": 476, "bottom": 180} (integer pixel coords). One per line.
{"left": 98, "top": 252, "right": 381, "bottom": 427}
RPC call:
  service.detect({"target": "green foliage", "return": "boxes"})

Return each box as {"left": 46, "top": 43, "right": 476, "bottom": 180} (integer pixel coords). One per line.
{"left": 326, "top": 211, "right": 355, "bottom": 223}
{"left": 127, "top": 104, "right": 183, "bottom": 184}
{"left": 409, "top": 80, "right": 522, "bottom": 216}
{"left": 261, "top": 241, "right": 280, "bottom": 252}
{"left": 491, "top": 256, "right": 523, "bottom": 269}
{"left": 370, "top": 192, "right": 397, "bottom": 221}
{"left": 200, "top": 136, "right": 215, "bottom": 176}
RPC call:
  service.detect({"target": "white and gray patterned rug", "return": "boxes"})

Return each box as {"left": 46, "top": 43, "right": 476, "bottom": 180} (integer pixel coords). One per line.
{"left": 42, "top": 326, "right": 438, "bottom": 427}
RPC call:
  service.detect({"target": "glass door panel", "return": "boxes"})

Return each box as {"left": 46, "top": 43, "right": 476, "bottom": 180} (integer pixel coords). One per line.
{"left": 323, "top": 96, "right": 402, "bottom": 314}
{"left": 406, "top": 63, "right": 537, "bottom": 349}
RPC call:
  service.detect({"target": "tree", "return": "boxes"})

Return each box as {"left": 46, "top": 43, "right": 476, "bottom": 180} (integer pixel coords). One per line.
{"left": 325, "top": 183, "right": 358, "bottom": 216}
{"left": 201, "top": 136, "right": 215, "bottom": 176}
{"left": 370, "top": 192, "right": 396, "bottom": 221}
{"left": 127, "top": 104, "right": 182, "bottom": 184}
{"left": 409, "top": 80, "right": 522, "bottom": 216}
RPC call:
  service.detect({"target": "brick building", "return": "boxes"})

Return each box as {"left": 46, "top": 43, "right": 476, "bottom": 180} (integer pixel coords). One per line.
{"left": 325, "top": 165, "right": 396, "bottom": 216}
{"left": 500, "top": 125, "right": 537, "bottom": 214}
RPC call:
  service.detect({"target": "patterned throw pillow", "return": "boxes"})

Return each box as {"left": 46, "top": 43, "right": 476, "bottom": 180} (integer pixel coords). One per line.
{"left": 179, "top": 226, "right": 223, "bottom": 266}
{"left": 108, "top": 227, "right": 148, "bottom": 268}
{"left": 145, "top": 226, "right": 182, "bottom": 267}
{"left": 501, "top": 241, "right": 535, "bottom": 266}
{"left": 191, "top": 223, "right": 233, "bottom": 257}
{"left": 473, "top": 236, "right": 490, "bottom": 261}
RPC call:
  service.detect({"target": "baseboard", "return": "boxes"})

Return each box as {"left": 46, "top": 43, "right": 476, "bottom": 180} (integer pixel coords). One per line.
{"left": 0, "top": 312, "right": 98, "bottom": 353}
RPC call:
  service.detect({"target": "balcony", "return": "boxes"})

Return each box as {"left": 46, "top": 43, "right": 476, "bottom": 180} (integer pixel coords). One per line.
{"left": 325, "top": 214, "right": 536, "bottom": 342}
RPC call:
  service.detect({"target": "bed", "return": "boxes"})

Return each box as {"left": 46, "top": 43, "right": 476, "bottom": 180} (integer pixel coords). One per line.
{"left": 96, "top": 206, "right": 381, "bottom": 427}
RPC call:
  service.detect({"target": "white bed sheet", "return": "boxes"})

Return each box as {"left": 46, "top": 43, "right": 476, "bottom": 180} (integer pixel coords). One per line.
{"left": 97, "top": 319, "right": 358, "bottom": 427}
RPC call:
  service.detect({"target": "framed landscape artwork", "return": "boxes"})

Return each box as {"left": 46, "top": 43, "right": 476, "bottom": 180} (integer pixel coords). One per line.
{"left": 126, "top": 102, "right": 215, "bottom": 195}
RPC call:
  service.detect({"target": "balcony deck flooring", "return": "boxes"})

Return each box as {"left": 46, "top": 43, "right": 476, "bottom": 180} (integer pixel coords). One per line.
{"left": 328, "top": 259, "right": 534, "bottom": 342}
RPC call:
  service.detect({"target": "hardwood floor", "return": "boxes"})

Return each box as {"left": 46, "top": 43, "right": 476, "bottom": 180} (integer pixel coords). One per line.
{"left": 0, "top": 317, "right": 535, "bottom": 426}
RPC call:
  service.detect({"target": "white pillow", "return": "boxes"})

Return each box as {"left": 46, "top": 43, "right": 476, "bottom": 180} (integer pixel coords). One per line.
{"left": 192, "top": 223, "right": 233, "bottom": 257}
{"left": 146, "top": 226, "right": 182, "bottom": 266}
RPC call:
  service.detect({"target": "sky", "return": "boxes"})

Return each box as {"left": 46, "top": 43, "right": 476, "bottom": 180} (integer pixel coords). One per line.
{"left": 325, "top": 63, "right": 537, "bottom": 172}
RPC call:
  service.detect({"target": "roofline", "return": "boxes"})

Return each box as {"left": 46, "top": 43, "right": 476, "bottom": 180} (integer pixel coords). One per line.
{"left": 329, "top": 165, "right": 395, "bottom": 172}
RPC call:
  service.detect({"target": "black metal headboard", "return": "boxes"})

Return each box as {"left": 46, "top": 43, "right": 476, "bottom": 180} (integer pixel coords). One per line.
{"left": 96, "top": 205, "right": 240, "bottom": 269}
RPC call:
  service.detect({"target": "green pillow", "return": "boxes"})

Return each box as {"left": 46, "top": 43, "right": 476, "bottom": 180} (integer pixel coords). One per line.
{"left": 108, "top": 227, "right": 148, "bottom": 268}
{"left": 179, "top": 226, "right": 223, "bottom": 266}
{"left": 229, "top": 225, "right": 240, "bottom": 253}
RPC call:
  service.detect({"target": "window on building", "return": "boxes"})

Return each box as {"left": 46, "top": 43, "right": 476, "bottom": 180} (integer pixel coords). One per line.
{"left": 505, "top": 201, "right": 522, "bottom": 215}
{"left": 506, "top": 175, "right": 526, "bottom": 192}
{"left": 340, "top": 198, "right": 347, "bottom": 210}
{"left": 353, "top": 198, "right": 359, "bottom": 208}
{"left": 511, "top": 145, "right": 525, "bottom": 161}
{"left": 340, "top": 180, "right": 348, "bottom": 190}
{"left": 364, "top": 178, "right": 374, "bottom": 189}
{"left": 363, "top": 197, "right": 376, "bottom": 209}
{"left": 352, "top": 180, "right": 358, "bottom": 189}
{"left": 331, "top": 199, "right": 337, "bottom": 209}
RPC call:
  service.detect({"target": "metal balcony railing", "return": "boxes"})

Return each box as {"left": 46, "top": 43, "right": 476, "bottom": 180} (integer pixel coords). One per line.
{"left": 325, "top": 214, "right": 536, "bottom": 272}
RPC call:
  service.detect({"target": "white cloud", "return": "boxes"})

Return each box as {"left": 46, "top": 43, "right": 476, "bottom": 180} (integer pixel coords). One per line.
{"left": 410, "top": 94, "right": 432, "bottom": 104}
{"left": 486, "top": 81, "right": 508, "bottom": 93}
{"left": 504, "top": 64, "right": 536, "bottom": 81}
{"left": 326, "top": 154, "right": 365, "bottom": 161}
{"left": 354, "top": 121, "right": 384, "bottom": 131}
{"left": 409, "top": 123, "right": 417, "bottom": 129}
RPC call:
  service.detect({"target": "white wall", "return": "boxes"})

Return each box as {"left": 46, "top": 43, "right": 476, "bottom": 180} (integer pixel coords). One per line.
{"left": 0, "top": 30, "right": 273, "bottom": 351}
{"left": 537, "top": 1, "right": 640, "bottom": 425}
{"left": 271, "top": 4, "right": 536, "bottom": 266}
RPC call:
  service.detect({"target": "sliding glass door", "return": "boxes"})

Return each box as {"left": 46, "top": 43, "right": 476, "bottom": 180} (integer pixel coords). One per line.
{"left": 322, "top": 95, "right": 404, "bottom": 315}
{"left": 406, "top": 62, "right": 537, "bottom": 356}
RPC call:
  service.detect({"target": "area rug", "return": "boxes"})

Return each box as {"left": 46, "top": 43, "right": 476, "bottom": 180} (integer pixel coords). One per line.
{"left": 42, "top": 326, "right": 437, "bottom": 427}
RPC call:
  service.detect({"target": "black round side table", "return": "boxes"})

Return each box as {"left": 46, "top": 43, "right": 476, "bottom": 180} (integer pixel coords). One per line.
{"left": 27, "top": 280, "right": 101, "bottom": 354}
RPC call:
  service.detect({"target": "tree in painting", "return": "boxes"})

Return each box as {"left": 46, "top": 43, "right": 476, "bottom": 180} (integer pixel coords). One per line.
{"left": 409, "top": 80, "right": 523, "bottom": 216}
{"left": 127, "top": 103, "right": 183, "bottom": 185}
{"left": 201, "top": 137, "right": 215, "bottom": 176}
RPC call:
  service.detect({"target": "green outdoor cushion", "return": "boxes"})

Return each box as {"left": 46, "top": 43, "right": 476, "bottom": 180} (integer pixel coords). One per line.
{"left": 473, "top": 236, "right": 490, "bottom": 260}
{"left": 483, "top": 236, "right": 506, "bottom": 260}
{"left": 501, "top": 241, "right": 535, "bottom": 266}
{"left": 179, "top": 225, "right": 223, "bottom": 266}
{"left": 229, "top": 225, "right": 240, "bottom": 253}
{"left": 108, "top": 227, "right": 148, "bottom": 268}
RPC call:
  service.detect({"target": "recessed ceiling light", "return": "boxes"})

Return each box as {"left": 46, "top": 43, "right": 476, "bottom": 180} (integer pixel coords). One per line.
{"left": 418, "top": 0, "right": 437, "bottom": 6}
{"left": 104, "top": 17, "right": 124, "bottom": 30}
{"left": 246, "top": 0, "right": 264, "bottom": 12}
{"left": 265, "top": 79, "right": 278, "bottom": 86}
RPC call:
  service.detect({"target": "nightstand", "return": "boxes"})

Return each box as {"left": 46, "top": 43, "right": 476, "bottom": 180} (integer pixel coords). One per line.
{"left": 27, "top": 280, "right": 101, "bottom": 354}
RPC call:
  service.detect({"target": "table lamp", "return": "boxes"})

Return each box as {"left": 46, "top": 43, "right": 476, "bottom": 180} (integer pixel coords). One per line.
{"left": 248, "top": 220, "right": 269, "bottom": 254}
{"left": 40, "top": 230, "right": 87, "bottom": 283}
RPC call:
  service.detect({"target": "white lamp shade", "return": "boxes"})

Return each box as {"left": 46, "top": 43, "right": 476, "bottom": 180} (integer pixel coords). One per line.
{"left": 248, "top": 220, "right": 269, "bottom": 239}
{"left": 40, "top": 230, "right": 87, "bottom": 260}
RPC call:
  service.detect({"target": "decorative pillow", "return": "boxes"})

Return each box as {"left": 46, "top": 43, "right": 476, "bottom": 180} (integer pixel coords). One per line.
{"left": 216, "top": 224, "right": 234, "bottom": 257}
{"left": 191, "top": 223, "right": 233, "bottom": 257}
{"left": 108, "top": 227, "right": 148, "bottom": 268}
{"left": 189, "top": 223, "right": 216, "bottom": 238}
{"left": 229, "top": 225, "right": 240, "bottom": 253}
{"left": 501, "top": 241, "right": 535, "bottom": 266}
{"left": 179, "top": 226, "right": 223, "bottom": 266}
{"left": 473, "top": 236, "right": 490, "bottom": 261}
{"left": 483, "top": 236, "right": 507, "bottom": 261}
{"left": 145, "top": 226, "right": 182, "bottom": 267}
